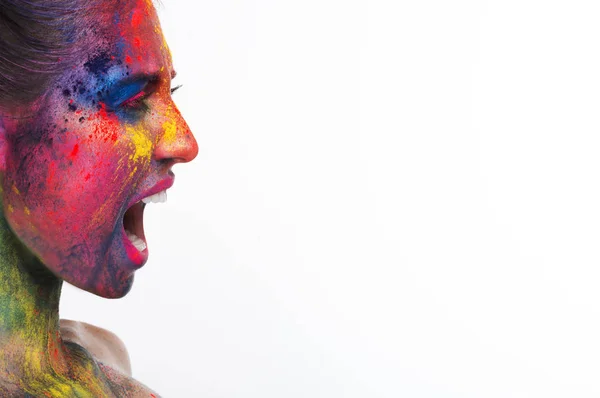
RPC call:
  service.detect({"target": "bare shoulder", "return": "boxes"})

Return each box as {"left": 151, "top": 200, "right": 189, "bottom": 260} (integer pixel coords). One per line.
{"left": 59, "top": 320, "right": 161, "bottom": 397}
{"left": 60, "top": 319, "right": 132, "bottom": 376}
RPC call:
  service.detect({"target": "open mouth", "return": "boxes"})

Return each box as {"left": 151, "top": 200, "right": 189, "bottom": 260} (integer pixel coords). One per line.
{"left": 123, "top": 189, "right": 168, "bottom": 254}
{"left": 123, "top": 201, "right": 147, "bottom": 252}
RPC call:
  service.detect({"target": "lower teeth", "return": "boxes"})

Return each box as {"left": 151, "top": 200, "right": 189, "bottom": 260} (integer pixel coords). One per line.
{"left": 126, "top": 231, "right": 147, "bottom": 252}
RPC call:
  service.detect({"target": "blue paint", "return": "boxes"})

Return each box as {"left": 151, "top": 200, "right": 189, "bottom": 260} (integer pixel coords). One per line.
{"left": 104, "top": 79, "right": 148, "bottom": 108}
{"left": 84, "top": 52, "right": 114, "bottom": 76}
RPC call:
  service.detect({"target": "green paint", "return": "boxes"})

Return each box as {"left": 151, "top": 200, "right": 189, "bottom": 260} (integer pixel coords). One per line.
{"left": 0, "top": 214, "right": 114, "bottom": 397}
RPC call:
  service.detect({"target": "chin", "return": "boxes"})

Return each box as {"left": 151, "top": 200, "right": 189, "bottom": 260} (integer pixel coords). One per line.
{"left": 66, "top": 266, "right": 136, "bottom": 299}
{"left": 94, "top": 278, "right": 134, "bottom": 299}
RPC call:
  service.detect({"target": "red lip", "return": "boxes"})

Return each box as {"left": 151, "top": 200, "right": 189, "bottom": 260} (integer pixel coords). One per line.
{"left": 122, "top": 227, "right": 149, "bottom": 268}
{"left": 128, "top": 174, "right": 175, "bottom": 208}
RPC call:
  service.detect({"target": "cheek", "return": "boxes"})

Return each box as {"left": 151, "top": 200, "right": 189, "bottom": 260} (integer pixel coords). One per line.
{"left": 4, "top": 117, "right": 152, "bottom": 254}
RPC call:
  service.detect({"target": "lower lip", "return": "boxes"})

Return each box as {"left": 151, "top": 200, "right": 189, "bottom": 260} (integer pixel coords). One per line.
{"left": 122, "top": 228, "right": 148, "bottom": 268}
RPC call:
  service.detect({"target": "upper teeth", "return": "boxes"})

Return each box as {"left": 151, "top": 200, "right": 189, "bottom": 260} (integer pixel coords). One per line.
{"left": 142, "top": 190, "right": 167, "bottom": 204}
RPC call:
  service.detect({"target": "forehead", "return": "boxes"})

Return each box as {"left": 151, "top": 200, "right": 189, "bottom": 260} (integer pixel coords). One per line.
{"left": 77, "top": 0, "right": 173, "bottom": 81}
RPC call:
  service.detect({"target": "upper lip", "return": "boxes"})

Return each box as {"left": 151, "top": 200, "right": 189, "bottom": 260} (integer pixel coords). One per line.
{"left": 127, "top": 175, "right": 175, "bottom": 210}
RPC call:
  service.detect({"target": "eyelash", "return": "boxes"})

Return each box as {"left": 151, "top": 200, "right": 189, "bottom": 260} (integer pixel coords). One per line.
{"left": 120, "top": 85, "right": 183, "bottom": 113}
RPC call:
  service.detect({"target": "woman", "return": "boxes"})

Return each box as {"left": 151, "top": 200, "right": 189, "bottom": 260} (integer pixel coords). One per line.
{"left": 0, "top": 0, "right": 198, "bottom": 396}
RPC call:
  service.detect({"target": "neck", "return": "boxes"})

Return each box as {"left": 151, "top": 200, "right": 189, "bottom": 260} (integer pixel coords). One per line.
{"left": 0, "top": 213, "right": 71, "bottom": 386}
{"left": 0, "top": 211, "right": 71, "bottom": 373}
{"left": 0, "top": 215, "right": 114, "bottom": 396}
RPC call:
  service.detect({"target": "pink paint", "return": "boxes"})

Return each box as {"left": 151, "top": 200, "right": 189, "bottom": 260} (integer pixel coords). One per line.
{"left": 46, "top": 161, "right": 57, "bottom": 186}
{"left": 1, "top": 0, "right": 198, "bottom": 300}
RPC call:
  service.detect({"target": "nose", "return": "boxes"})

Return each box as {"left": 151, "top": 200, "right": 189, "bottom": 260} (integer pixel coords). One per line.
{"left": 153, "top": 104, "right": 198, "bottom": 164}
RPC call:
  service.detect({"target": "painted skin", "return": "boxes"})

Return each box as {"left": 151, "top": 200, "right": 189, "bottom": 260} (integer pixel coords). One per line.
{"left": 2, "top": 0, "right": 198, "bottom": 299}
{"left": 0, "top": 0, "right": 197, "bottom": 396}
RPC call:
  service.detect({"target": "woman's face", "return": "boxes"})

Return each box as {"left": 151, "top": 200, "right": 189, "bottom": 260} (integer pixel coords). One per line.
{"left": 0, "top": 1, "right": 198, "bottom": 298}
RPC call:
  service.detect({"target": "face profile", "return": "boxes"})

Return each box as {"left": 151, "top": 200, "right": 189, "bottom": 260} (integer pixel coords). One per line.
{"left": 0, "top": 0, "right": 198, "bottom": 395}
{"left": 0, "top": 0, "right": 198, "bottom": 298}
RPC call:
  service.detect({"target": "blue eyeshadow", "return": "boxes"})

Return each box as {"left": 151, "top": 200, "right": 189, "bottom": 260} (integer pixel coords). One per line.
{"left": 105, "top": 79, "right": 148, "bottom": 107}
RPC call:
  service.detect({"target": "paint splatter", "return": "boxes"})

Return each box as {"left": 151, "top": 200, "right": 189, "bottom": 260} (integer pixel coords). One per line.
{"left": 126, "top": 124, "right": 152, "bottom": 163}
{"left": 131, "top": 8, "right": 143, "bottom": 28}
{"left": 0, "top": 0, "right": 197, "bottom": 396}
{"left": 69, "top": 144, "right": 79, "bottom": 159}
{"left": 84, "top": 52, "right": 113, "bottom": 76}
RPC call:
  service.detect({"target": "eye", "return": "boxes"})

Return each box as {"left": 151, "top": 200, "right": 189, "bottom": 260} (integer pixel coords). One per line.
{"left": 113, "top": 83, "right": 182, "bottom": 115}
{"left": 120, "top": 90, "right": 150, "bottom": 112}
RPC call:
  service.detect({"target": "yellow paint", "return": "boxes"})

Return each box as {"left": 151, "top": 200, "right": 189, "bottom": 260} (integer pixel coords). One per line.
{"left": 24, "top": 349, "right": 43, "bottom": 375}
{"left": 155, "top": 25, "right": 171, "bottom": 54}
{"left": 89, "top": 201, "right": 111, "bottom": 229}
{"left": 125, "top": 124, "right": 152, "bottom": 163}
{"left": 47, "top": 385, "right": 74, "bottom": 397}
{"left": 12, "top": 185, "right": 19, "bottom": 195}
{"left": 24, "top": 207, "right": 30, "bottom": 216}
{"left": 28, "top": 222, "right": 37, "bottom": 233}
{"left": 162, "top": 117, "right": 177, "bottom": 144}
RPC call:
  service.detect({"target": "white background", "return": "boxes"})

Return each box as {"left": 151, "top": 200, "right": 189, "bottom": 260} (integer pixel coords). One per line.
{"left": 61, "top": 0, "right": 600, "bottom": 396}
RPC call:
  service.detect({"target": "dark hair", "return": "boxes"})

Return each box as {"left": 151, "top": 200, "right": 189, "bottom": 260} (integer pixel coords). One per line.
{"left": 0, "top": 0, "right": 107, "bottom": 109}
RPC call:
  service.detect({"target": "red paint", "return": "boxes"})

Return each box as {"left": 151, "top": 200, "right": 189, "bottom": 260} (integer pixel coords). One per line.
{"left": 98, "top": 102, "right": 109, "bottom": 118}
{"left": 1, "top": 0, "right": 198, "bottom": 300}
{"left": 69, "top": 144, "right": 79, "bottom": 159}
{"left": 91, "top": 102, "right": 119, "bottom": 142}
{"left": 131, "top": 8, "right": 143, "bottom": 28}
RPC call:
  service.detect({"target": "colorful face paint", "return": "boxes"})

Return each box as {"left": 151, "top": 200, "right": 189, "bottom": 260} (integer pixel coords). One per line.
{"left": 0, "top": 1, "right": 195, "bottom": 395}
{"left": 1, "top": 1, "right": 198, "bottom": 299}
